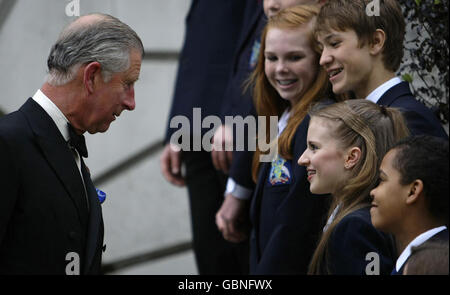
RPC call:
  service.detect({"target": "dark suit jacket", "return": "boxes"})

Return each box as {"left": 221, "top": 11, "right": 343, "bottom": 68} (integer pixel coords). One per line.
{"left": 249, "top": 115, "right": 331, "bottom": 274}
{"left": 377, "top": 82, "right": 448, "bottom": 138}
{"left": 0, "top": 98, "right": 104, "bottom": 274}
{"left": 326, "top": 207, "right": 396, "bottom": 275}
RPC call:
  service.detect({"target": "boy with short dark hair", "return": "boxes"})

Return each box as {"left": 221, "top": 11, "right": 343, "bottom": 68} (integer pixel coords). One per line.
{"left": 370, "top": 135, "right": 449, "bottom": 275}
{"left": 315, "top": 0, "right": 447, "bottom": 138}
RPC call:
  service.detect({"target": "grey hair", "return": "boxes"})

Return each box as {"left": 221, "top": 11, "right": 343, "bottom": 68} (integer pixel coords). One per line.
{"left": 45, "top": 13, "right": 144, "bottom": 86}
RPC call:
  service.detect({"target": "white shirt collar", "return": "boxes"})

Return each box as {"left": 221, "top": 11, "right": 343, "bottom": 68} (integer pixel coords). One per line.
{"left": 366, "top": 77, "right": 402, "bottom": 103}
{"left": 278, "top": 108, "right": 290, "bottom": 136}
{"left": 323, "top": 204, "right": 340, "bottom": 233}
{"left": 32, "top": 89, "right": 70, "bottom": 142}
{"left": 395, "top": 225, "right": 447, "bottom": 272}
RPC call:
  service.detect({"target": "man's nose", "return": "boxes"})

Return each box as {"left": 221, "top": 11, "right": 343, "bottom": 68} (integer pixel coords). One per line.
{"left": 124, "top": 87, "right": 136, "bottom": 111}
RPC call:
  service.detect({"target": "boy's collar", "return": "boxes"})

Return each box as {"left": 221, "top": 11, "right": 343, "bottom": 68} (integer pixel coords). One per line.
{"left": 395, "top": 226, "right": 447, "bottom": 273}
{"left": 365, "top": 77, "right": 402, "bottom": 103}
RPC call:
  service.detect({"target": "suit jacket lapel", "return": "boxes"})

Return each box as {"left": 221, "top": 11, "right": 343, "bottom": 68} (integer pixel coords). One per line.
{"left": 19, "top": 98, "right": 89, "bottom": 228}
{"left": 81, "top": 159, "right": 103, "bottom": 274}
{"left": 250, "top": 162, "right": 269, "bottom": 261}
{"left": 250, "top": 163, "right": 266, "bottom": 229}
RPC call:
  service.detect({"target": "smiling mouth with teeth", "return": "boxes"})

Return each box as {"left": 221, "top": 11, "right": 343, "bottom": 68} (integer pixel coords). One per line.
{"left": 277, "top": 79, "right": 297, "bottom": 86}
{"left": 329, "top": 68, "right": 343, "bottom": 78}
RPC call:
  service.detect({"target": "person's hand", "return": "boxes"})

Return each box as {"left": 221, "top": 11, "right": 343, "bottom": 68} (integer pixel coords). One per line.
{"left": 160, "top": 143, "right": 185, "bottom": 186}
{"left": 215, "top": 193, "right": 250, "bottom": 243}
{"left": 211, "top": 125, "right": 233, "bottom": 173}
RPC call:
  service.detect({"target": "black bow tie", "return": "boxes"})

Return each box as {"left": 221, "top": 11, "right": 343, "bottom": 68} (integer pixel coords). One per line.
{"left": 67, "top": 123, "right": 88, "bottom": 158}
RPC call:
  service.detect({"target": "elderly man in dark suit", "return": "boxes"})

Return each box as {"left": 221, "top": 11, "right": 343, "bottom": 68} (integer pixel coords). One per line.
{"left": 0, "top": 13, "right": 143, "bottom": 274}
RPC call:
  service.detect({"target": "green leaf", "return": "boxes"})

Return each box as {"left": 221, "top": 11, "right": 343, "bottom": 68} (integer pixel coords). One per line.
{"left": 402, "top": 73, "right": 414, "bottom": 83}
{"left": 415, "top": 0, "right": 421, "bottom": 5}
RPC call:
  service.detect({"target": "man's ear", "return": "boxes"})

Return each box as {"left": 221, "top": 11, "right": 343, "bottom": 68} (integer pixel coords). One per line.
{"left": 83, "top": 62, "right": 102, "bottom": 94}
{"left": 370, "top": 29, "right": 386, "bottom": 56}
{"left": 344, "top": 147, "right": 361, "bottom": 170}
{"left": 405, "top": 179, "right": 424, "bottom": 205}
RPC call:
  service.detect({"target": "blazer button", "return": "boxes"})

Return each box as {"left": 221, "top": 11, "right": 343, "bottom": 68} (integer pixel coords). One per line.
{"left": 102, "top": 244, "right": 107, "bottom": 252}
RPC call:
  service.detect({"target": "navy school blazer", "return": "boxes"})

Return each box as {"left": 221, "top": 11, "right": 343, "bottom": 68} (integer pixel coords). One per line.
{"left": 249, "top": 114, "right": 331, "bottom": 274}
{"left": 325, "top": 207, "right": 396, "bottom": 275}
{"left": 221, "top": 2, "right": 265, "bottom": 190}
{"left": 165, "top": 0, "right": 248, "bottom": 143}
{"left": 377, "top": 81, "right": 448, "bottom": 139}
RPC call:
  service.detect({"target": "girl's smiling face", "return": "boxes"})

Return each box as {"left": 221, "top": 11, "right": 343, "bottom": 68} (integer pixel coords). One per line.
{"left": 264, "top": 26, "right": 318, "bottom": 106}
{"left": 298, "top": 116, "right": 349, "bottom": 195}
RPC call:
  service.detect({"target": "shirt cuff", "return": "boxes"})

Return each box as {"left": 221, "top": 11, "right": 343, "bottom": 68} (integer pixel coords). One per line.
{"left": 225, "top": 178, "right": 253, "bottom": 200}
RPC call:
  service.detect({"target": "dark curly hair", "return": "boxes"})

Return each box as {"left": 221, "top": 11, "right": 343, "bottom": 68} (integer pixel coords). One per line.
{"left": 391, "top": 135, "right": 449, "bottom": 225}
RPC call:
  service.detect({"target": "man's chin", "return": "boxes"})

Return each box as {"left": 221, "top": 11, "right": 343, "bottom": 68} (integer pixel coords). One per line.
{"left": 98, "top": 125, "right": 111, "bottom": 133}
{"left": 87, "top": 124, "right": 111, "bottom": 134}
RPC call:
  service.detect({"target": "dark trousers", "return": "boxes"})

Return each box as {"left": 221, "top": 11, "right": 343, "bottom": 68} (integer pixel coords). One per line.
{"left": 184, "top": 151, "right": 249, "bottom": 274}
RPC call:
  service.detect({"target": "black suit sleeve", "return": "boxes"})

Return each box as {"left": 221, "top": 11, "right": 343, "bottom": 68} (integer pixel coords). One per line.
{"left": 0, "top": 134, "right": 20, "bottom": 245}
